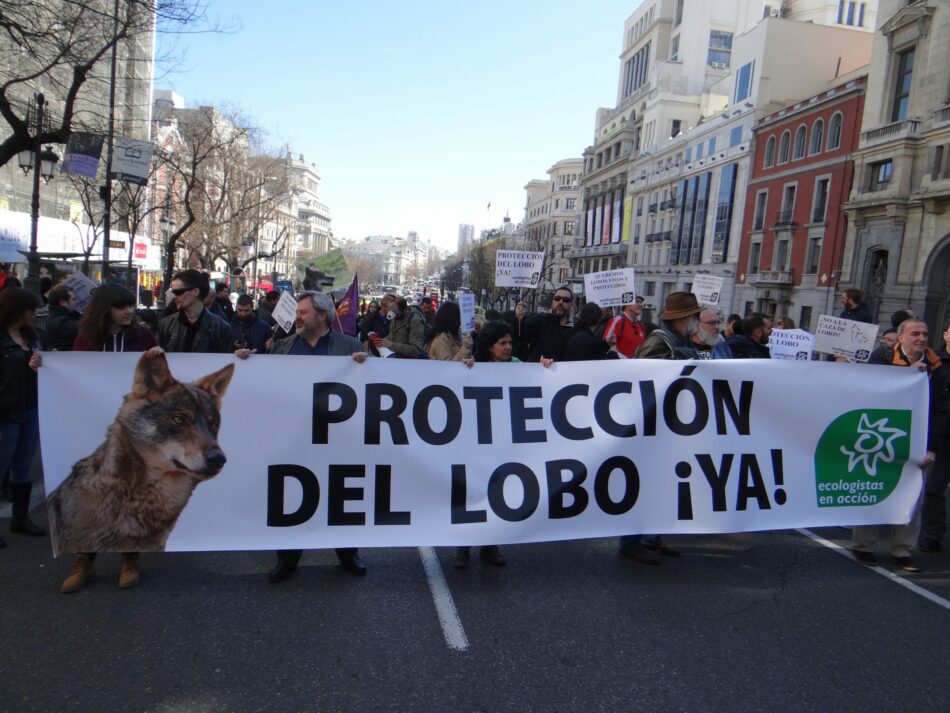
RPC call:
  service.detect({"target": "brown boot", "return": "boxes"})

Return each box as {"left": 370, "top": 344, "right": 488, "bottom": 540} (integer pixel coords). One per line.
{"left": 61, "top": 554, "right": 95, "bottom": 593}
{"left": 118, "top": 553, "right": 140, "bottom": 589}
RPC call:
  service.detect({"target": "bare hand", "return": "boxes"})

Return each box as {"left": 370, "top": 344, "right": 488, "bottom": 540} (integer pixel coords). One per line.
{"left": 235, "top": 348, "right": 256, "bottom": 360}
{"left": 28, "top": 352, "right": 42, "bottom": 370}
{"left": 910, "top": 360, "right": 928, "bottom": 373}
{"left": 462, "top": 357, "right": 474, "bottom": 369}
{"left": 540, "top": 357, "right": 554, "bottom": 368}
{"left": 377, "top": 338, "right": 393, "bottom": 348}
{"left": 144, "top": 346, "right": 165, "bottom": 359}
{"left": 351, "top": 352, "right": 368, "bottom": 363}
{"left": 921, "top": 451, "right": 936, "bottom": 468}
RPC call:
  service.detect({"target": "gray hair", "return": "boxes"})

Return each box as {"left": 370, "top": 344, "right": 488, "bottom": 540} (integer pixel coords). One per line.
{"left": 298, "top": 290, "right": 336, "bottom": 322}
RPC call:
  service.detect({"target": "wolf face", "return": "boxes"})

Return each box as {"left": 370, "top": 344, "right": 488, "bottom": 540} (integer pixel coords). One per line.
{"left": 48, "top": 353, "right": 235, "bottom": 554}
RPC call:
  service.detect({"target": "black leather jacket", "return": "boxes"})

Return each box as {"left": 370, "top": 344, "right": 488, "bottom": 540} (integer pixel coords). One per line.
{"left": 157, "top": 308, "right": 233, "bottom": 353}
{"left": 0, "top": 331, "right": 39, "bottom": 422}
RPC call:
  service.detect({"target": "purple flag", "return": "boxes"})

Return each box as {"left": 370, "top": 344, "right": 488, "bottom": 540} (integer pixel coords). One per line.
{"left": 332, "top": 273, "right": 359, "bottom": 336}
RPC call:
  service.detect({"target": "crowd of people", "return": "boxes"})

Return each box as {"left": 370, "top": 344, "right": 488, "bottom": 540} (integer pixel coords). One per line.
{"left": 1, "top": 271, "right": 947, "bottom": 591}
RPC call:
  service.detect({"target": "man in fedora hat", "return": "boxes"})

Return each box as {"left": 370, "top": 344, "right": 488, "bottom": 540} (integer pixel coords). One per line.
{"left": 619, "top": 291, "right": 702, "bottom": 565}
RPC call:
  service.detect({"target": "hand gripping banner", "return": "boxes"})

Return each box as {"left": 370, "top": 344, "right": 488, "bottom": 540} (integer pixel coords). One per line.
{"left": 39, "top": 353, "right": 928, "bottom": 555}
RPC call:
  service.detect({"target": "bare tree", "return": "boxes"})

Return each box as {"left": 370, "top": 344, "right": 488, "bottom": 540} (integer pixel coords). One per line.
{"left": 63, "top": 173, "right": 107, "bottom": 275}
{"left": 0, "top": 0, "right": 219, "bottom": 168}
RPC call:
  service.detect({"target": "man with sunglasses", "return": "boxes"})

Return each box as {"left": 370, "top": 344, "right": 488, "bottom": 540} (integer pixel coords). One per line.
{"left": 157, "top": 269, "right": 233, "bottom": 354}
{"left": 524, "top": 286, "right": 575, "bottom": 363}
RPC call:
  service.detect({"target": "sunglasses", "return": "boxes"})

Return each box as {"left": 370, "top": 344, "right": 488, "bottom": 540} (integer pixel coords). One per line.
{"left": 552, "top": 295, "right": 572, "bottom": 303}
{"left": 170, "top": 287, "right": 194, "bottom": 296}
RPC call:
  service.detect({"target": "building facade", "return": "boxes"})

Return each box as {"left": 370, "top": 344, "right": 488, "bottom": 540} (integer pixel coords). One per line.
{"left": 841, "top": 0, "right": 950, "bottom": 336}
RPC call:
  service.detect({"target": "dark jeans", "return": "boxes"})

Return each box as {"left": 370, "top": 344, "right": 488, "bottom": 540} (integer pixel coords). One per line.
{"left": 0, "top": 408, "right": 40, "bottom": 485}
{"left": 919, "top": 453, "right": 950, "bottom": 546}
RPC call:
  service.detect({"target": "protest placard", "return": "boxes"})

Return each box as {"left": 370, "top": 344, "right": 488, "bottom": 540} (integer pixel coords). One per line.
{"left": 63, "top": 272, "right": 99, "bottom": 312}
{"left": 459, "top": 293, "right": 476, "bottom": 333}
{"left": 110, "top": 137, "right": 154, "bottom": 186}
{"left": 495, "top": 251, "right": 544, "bottom": 288}
{"left": 814, "top": 315, "right": 879, "bottom": 362}
{"left": 768, "top": 329, "right": 815, "bottom": 361}
{"left": 271, "top": 290, "right": 298, "bottom": 333}
{"left": 583, "top": 268, "right": 636, "bottom": 308}
{"left": 692, "top": 274, "right": 724, "bottom": 306}
{"left": 39, "top": 355, "right": 926, "bottom": 554}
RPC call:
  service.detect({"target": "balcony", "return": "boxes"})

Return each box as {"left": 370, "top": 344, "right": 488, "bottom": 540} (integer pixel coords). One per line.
{"left": 859, "top": 118, "right": 920, "bottom": 149}
{"left": 569, "top": 242, "right": 627, "bottom": 260}
{"left": 774, "top": 210, "right": 796, "bottom": 227}
{"left": 660, "top": 199, "right": 676, "bottom": 210}
{"left": 648, "top": 203, "right": 658, "bottom": 213}
{"left": 934, "top": 105, "right": 950, "bottom": 129}
{"left": 751, "top": 270, "right": 794, "bottom": 286}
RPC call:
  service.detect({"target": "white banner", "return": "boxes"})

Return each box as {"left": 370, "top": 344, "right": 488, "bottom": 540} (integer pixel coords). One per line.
{"left": 110, "top": 137, "right": 155, "bottom": 186}
{"left": 768, "top": 329, "right": 815, "bottom": 361}
{"left": 583, "top": 268, "right": 636, "bottom": 308}
{"left": 495, "top": 250, "right": 544, "bottom": 288}
{"left": 271, "top": 291, "right": 297, "bottom": 333}
{"left": 691, "top": 274, "right": 724, "bottom": 306}
{"left": 39, "top": 354, "right": 927, "bottom": 555}
{"left": 814, "top": 315, "right": 879, "bottom": 362}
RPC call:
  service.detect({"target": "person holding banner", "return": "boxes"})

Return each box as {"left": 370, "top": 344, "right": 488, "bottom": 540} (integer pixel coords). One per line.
{"left": 726, "top": 314, "right": 772, "bottom": 359}
{"left": 850, "top": 319, "right": 949, "bottom": 571}
{"left": 524, "top": 286, "right": 574, "bottom": 363}
{"left": 157, "top": 270, "right": 233, "bottom": 354}
{"left": 564, "top": 303, "right": 613, "bottom": 362}
{"left": 60, "top": 285, "right": 158, "bottom": 593}
{"left": 691, "top": 310, "right": 733, "bottom": 360}
{"left": 620, "top": 292, "right": 703, "bottom": 563}
{"left": 376, "top": 297, "right": 426, "bottom": 358}
{"left": 266, "top": 291, "right": 370, "bottom": 582}
{"left": 424, "top": 303, "right": 473, "bottom": 361}
{"left": 0, "top": 288, "right": 45, "bottom": 548}
{"left": 602, "top": 295, "right": 646, "bottom": 358}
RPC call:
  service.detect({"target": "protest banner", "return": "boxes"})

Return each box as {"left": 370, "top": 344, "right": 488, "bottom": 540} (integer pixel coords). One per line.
{"left": 60, "top": 132, "right": 104, "bottom": 179}
{"left": 814, "top": 315, "right": 879, "bottom": 362}
{"left": 39, "top": 354, "right": 927, "bottom": 555}
{"left": 110, "top": 137, "right": 154, "bottom": 186}
{"left": 583, "top": 268, "right": 636, "bottom": 308}
{"left": 459, "top": 293, "right": 476, "bottom": 333}
{"left": 691, "top": 275, "right": 724, "bottom": 306}
{"left": 62, "top": 272, "right": 99, "bottom": 312}
{"left": 271, "top": 290, "right": 298, "bottom": 333}
{"left": 495, "top": 251, "right": 544, "bottom": 288}
{"left": 768, "top": 329, "right": 815, "bottom": 361}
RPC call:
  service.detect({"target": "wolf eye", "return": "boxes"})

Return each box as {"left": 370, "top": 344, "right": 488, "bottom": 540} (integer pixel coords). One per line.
{"left": 171, "top": 414, "right": 187, "bottom": 425}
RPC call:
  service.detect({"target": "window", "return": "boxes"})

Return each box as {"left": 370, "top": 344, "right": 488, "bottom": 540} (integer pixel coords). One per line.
{"left": 634, "top": 222, "right": 641, "bottom": 244}
{"left": 780, "top": 184, "right": 797, "bottom": 215}
{"left": 684, "top": 147, "right": 692, "bottom": 163}
{"left": 763, "top": 136, "right": 776, "bottom": 168}
{"left": 674, "top": 0, "right": 683, "bottom": 27}
{"left": 812, "top": 178, "right": 830, "bottom": 223}
{"left": 671, "top": 119, "right": 682, "bottom": 138}
{"left": 827, "top": 112, "right": 843, "bottom": 150}
{"left": 932, "top": 145, "right": 947, "bottom": 180}
{"left": 564, "top": 220, "right": 574, "bottom": 235}
{"left": 837, "top": 0, "right": 845, "bottom": 23}
{"left": 695, "top": 143, "right": 704, "bottom": 160}
{"left": 749, "top": 242, "right": 762, "bottom": 274}
{"left": 670, "top": 35, "right": 680, "bottom": 61}
{"left": 753, "top": 190, "right": 768, "bottom": 230}
{"left": 708, "top": 31, "right": 733, "bottom": 68}
{"left": 810, "top": 119, "right": 824, "bottom": 155}
{"left": 868, "top": 160, "right": 893, "bottom": 191}
{"left": 793, "top": 125, "right": 807, "bottom": 160}
{"left": 805, "top": 237, "right": 822, "bottom": 274}
{"left": 729, "top": 126, "right": 742, "bottom": 147}
{"left": 735, "top": 61, "right": 754, "bottom": 103}
{"left": 778, "top": 131, "right": 791, "bottom": 163}
{"left": 645, "top": 280, "right": 656, "bottom": 296}
{"left": 775, "top": 239, "right": 790, "bottom": 271}
{"left": 858, "top": 2, "right": 865, "bottom": 27}
{"left": 636, "top": 197, "right": 643, "bottom": 216}
{"left": 846, "top": 1, "right": 855, "bottom": 25}
{"left": 799, "top": 306, "right": 813, "bottom": 331}
{"left": 892, "top": 47, "right": 915, "bottom": 122}
{"left": 708, "top": 137, "right": 716, "bottom": 155}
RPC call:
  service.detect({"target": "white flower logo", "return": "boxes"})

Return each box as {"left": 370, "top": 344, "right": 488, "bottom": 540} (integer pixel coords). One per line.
{"left": 839, "top": 413, "right": 906, "bottom": 477}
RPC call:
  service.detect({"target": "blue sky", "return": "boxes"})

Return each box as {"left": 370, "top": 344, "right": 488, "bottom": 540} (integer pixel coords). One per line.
{"left": 156, "top": 1, "right": 641, "bottom": 252}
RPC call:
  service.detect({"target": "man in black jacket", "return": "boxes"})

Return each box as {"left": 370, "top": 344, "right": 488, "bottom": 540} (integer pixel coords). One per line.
{"left": 44, "top": 283, "right": 80, "bottom": 351}
{"left": 157, "top": 270, "right": 233, "bottom": 354}
{"left": 726, "top": 313, "right": 772, "bottom": 358}
{"left": 524, "top": 286, "right": 575, "bottom": 362}
{"left": 839, "top": 288, "right": 873, "bottom": 323}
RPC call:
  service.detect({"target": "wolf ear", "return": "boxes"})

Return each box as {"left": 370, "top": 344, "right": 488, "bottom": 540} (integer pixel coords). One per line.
{"left": 195, "top": 363, "right": 235, "bottom": 405}
{"left": 132, "top": 353, "right": 177, "bottom": 400}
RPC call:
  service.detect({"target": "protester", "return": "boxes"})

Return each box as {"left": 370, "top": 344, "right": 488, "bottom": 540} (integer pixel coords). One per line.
{"left": 852, "top": 319, "right": 948, "bottom": 571}
{"left": 524, "top": 286, "right": 574, "bottom": 362}
{"left": 890, "top": 309, "right": 917, "bottom": 330}
{"left": 620, "top": 292, "right": 701, "bottom": 564}
{"left": 692, "top": 309, "right": 733, "bottom": 359}
{"left": 918, "top": 318, "right": 950, "bottom": 554}
{"left": 157, "top": 270, "right": 233, "bottom": 353}
{"left": 727, "top": 313, "right": 772, "bottom": 359}
{"left": 564, "top": 302, "right": 612, "bottom": 361}
{"left": 425, "top": 302, "right": 473, "bottom": 361}
{"left": 266, "top": 291, "right": 369, "bottom": 582}
{"left": 879, "top": 328, "right": 898, "bottom": 350}
{"left": 61, "top": 285, "right": 158, "bottom": 593}
{"left": 602, "top": 295, "right": 646, "bottom": 358}
{"left": 230, "top": 294, "right": 270, "bottom": 353}
{"left": 0, "top": 288, "right": 45, "bottom": 546}
{"left": 508, "top": 300, "right": 531, "bottom": 362}
{"left": 257, "top": 291, "right": 281, "bottom": 326}
{"left": 774, "top": 316, "right": 796, "bottom": 330}
{"left": 211, "top": 282, "right": 234, "bottom": 322}
{"left": 43, "top": 283, "right": 80, "bottom": 351}
{"left": 839, "top": 288, "right": 872, "bottom": 323}
{"left": 419, "top": 296, "right": 435, "bottom": 328}
{"left": 725, "top": 313, "right": 743, "bottom": 337}
{"left": 376, "top": 297, "right": 426, "bottom": 358}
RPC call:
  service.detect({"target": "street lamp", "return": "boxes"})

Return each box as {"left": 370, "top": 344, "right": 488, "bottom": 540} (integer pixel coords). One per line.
{"left": 18, "top": 93, "right": 58, "bottom": 297}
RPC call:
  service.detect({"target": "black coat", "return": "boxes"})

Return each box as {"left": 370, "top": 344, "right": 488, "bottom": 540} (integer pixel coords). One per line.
{"left": 0, "top": 332, "right": 38, "bottom": 422}
{"left": 726, "top": 334, "right": 771, "bottom": 359}
{"left": 524, "top": 314, "right": 572, "bottom": 362}
{"left": 44, "top": 304, "right": 80, "bottom": 351}
{"left": 563, "top": 327, "right": 612, "bottom": 361}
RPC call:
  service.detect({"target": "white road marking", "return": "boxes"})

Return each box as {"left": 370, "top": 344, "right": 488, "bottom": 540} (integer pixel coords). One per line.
{"left": 418, "top": 546, "right": 469, "bottom": 651}
{"left": 797, "top": 528, "right": 950, "bottom": 613}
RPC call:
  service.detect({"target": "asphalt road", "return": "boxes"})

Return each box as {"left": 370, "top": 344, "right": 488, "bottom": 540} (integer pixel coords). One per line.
{"left": 2, "top": 498, "right": 949, "bottom": 713}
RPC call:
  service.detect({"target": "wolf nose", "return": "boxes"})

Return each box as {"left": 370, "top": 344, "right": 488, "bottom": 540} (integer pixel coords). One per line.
{"left": 205, "top": 450, "right": 227, "bottom": 471}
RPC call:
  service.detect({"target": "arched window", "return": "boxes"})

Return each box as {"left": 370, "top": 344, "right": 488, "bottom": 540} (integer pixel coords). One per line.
{"left": 827, "top": 112, "right": 843, "bottom": 151}
{"left": 778, "top": 130, "right": 791, "bottom": 163}
{"left": 793, "top": 125, "right": 807, "bottom": 160}
{"left": 810, "top": 118, "right": 824, "bottom": 155}
{"left": 763, "top": 136, "right": 776, "bottom": 168}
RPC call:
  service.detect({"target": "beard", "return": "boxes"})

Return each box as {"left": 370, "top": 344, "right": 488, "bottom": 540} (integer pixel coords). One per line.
{"left": 699, "top": 329, "right": 721, "bottom": 347}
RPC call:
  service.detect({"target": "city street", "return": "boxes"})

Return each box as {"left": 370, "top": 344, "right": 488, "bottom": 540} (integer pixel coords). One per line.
{"left": 2, "top": 499, "right": 949, "bottom": 713}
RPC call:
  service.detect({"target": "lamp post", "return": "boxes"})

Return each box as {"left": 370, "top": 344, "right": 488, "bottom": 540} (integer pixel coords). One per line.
{"left": 17, "top": 93, "right": 58, "bottom": 297}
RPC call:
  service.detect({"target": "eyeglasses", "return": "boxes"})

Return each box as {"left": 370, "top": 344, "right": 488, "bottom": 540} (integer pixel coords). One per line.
{"left": 552, "top": 295, "right": 572, "bottom": 303}
{"left": 170, "top": 287, "right": 194, "bottom": 296}
{"left": 700, "top": 320, "right": 721, "bottom": 326}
